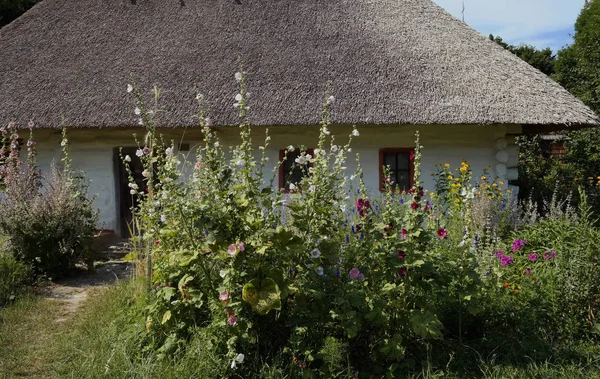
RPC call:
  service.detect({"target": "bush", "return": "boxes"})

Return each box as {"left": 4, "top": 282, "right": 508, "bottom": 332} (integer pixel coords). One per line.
{"left": 0, "top": 124, "right": 98, "bottom": 279}
{"left": 0, "top": 246, "right": 31, "bottom": 306}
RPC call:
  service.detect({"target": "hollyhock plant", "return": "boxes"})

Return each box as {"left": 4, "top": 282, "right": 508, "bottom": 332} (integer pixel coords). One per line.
{"left": 437, "top": 228, "right": 447, "bottom": 238}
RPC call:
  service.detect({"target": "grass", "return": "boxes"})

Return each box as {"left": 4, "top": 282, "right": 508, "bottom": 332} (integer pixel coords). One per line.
{"left": 1, "top": 280, "right": 600, "bottom": 378}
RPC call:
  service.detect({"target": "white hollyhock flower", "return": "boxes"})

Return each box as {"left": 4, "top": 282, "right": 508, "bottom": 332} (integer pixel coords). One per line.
{"left": 331, "top": 145, "right": 338, "bottom": 152}
{"left": 352, "top": 129, "right": 360, "bottom": 137}
{"left": 236, "top": 159, "right": 244, "bottom": 168}
{"left": 134, "top": 107, "right": 141, "bottom": 115}
{"left": 328, "top": 95, "right": 335, "bottom": 104}
{"left": 235, "top": 93, "right": 243, "bottom": 101}
{"left": 236, "top": 354, "right": 245, "bottom": 363}
{"left": 458, "top": 240, "right": 466, "bottom": 247}
{"left": 311, "top": 248, "right": 321, "bottom": 258}
{"left": 314, "top": 148, "right": 321, "bottom": 157}
{"left": 129, "top": 189, "right": 136, "bottom": 195}
{"left": 138, "top": 118, "right": 144, "bottom": 125}
{"left": 309, "top": 185, "right": 316, "bottom": 193}
{"left": 160, "top": 215, "right": 166, "bottom": 223}
{"left": 214, "top": 141, "right": 220, "bottom": 147}
{"left": 124, "top": 155, "right": 131, "bottom": 162}
{"left": 323, "top": 126, "right": 331, "bottom": 135}
{"left": 136, "top": 149, "right": 143, "bottom": 157}
{"left": 295, "top": 155, "right": 307, "bottom": 165}
{"left": 60, "top": 139, "right": 68, "bottom": 147}
{"left": 233, "top": 102, "right": 239, "bottom": 108}
{"left": 266, "top": 136, "right": 271, "bottom": 141}
{"left": 287, "top": 145, "right": 295, "bottom": 152}
{"left": 142, "top": 169, "right": 149, "bottom": 178}
{"left": 127, "top": 84, "right": 133, "bottom": 93}
{"left": 204, "top": 117, "right": 212, "bottom": 126}
{"left": 316, "top": 267, "right": 324, "bottom": 276}
{"left": 234, "top": 72, "right": 243, "bottom": 82}
{"left": 289, "top": 183, "right": 297, "bottom": 191}
{"left": 165, "top": 147, "right": 173, "bottom": 157}
{"left": 196, "top": 93, "right": 203, "bottom": 100}
{"left": 219, "top": 269, "right": 227, "bottom": 278}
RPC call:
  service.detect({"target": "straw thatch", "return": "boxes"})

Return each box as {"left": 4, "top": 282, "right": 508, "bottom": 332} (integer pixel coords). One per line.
{"left": 0, "top": 0, "right": 598, "bottom": 130}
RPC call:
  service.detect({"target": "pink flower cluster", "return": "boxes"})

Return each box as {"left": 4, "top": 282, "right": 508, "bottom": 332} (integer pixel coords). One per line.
{"left": 356, "top": 198, "right": 371, "bottom": 218}
{"left": 349, "top": 268, "right": 365, "bottom": 280}
{"left": 228, "top": 241, "right": 245, "bottom": 256}
{"left": 495, "top": 250, "right": 514, "bottom": 266}
{"left": 512, "top": 239, "right": 527, "bottom": 252}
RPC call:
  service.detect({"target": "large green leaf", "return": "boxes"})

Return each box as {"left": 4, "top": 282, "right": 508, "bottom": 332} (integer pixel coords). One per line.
{"left": 242, "top": 278, "right": 281, "bottom": 315}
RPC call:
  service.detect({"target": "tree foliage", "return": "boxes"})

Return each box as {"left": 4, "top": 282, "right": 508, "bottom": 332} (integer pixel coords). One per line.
{"left": 0, "top": 0, "right": 41, "bottom": 28}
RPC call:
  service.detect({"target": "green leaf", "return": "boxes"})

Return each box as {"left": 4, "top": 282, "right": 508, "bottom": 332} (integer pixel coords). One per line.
{"left": 242, "top": 278, "right": 281, "bottom": 315}
{"left": 161, "top": 310, "right": 172, "bottom": 325}
{"left": 409, "top": 310, "right": 443, "bottom": 339}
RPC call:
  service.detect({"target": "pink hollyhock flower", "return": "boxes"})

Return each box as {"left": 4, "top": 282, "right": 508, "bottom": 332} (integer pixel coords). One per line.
{"left": 154, "top": 240, "right": 160, "bottom": 246}
{"left": 219, "top": 291, "right": 229, "bottom": 301}
{"left": 528, "top": 254, "right": 538, "bottom": 262}
{"left": 398, "top": 250, "right": 406, "bottom": 259}
{"left": 227, "top": 315, "right": 238, "bottom": 326}
{"left": 401, "top": 228, "right": 408, "bottom": 239}
{"left": 142, "top": 146, "right": 150, "bottom": 155}
{"left": 358, "top": 273, "right": 364, "bottom": 280}
{"left": 349, "top": 268, "right": 361, "bottom": 280}
{"left": 409, "top": 151, "right": 415, "bottom": 160}
{"left": 397, "top": 267, "right": 407, "bottom": 277}
{"left": 228, "top": 244, "right": 237, "bottom": 256}
{"left": 437, "top": 228, "right": 447, "bottom": 238}
{"left": 237, "top": 242, "right": 245, "bottom": 252}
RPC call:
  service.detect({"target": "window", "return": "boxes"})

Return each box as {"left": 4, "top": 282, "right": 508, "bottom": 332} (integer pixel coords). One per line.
{"left": 379, "top": 148, "right": 414, "bottom": 192}
{"left": 279, "top": 149, "right": 313, "bottom": 191}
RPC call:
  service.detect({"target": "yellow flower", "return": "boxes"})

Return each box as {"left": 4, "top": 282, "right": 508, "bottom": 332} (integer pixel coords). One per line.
{"left": 454, "top": 178, "right": 460, "bottom": 182}
{"left": 459, "top": 166, "right": 467, "bottom": 172}
{"left": 469, "top": 171, "right": 472, "bottom": 175}
{"left": 487, "top": 195, "right": 492, "bottom": 200}
{"left": 476, "top": 191, "right": 481, "bottom": 195}
{"left": 447, "top": 175, "right": 453, "bottom": 180}
{"left": 506, "top": 189, "right": 511, "bottom": 193}
{"left": 499, "top": 181, "right": 505, "bottom": 185}
{"left": 481, "top": 176, "right": 486, "bottom": 180}
{"left": 455, "top": 198, "right": 461, "bottom": 204}
{"left": 444, "top": 163, "right": 450, "bottom": 167}
{"left": 485, "top": 184, "right": 490, "bottom": 189}
{"left": 492, "top": 183, "right": 497, "bottom": 187}
{"left": 456, "top": 183, "right": 461, "bottom": 188}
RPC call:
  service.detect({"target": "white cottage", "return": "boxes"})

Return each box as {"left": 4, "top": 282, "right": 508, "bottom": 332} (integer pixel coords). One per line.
{"left": 1, "top": 0, "right": 599, "bottom": 236}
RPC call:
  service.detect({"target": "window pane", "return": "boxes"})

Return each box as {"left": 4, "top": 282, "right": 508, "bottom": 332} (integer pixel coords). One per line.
{"left": 396, "top": 170, "right": 410, "bottom": 189}
{"left": 384, "top": 153, "right": 396, "bottom": 169}
{"left": 397, "top": 152, "right": 410, "bottom": 170}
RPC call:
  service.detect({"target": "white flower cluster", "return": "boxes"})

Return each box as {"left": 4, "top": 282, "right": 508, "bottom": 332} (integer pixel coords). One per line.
{"left": 294, "top": 153, "right": 312, "bottom": 165}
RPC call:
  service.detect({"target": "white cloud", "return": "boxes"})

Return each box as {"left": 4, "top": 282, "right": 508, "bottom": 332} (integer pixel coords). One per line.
{"left": 432, "top": 0, "right": 584, "bottom": 49}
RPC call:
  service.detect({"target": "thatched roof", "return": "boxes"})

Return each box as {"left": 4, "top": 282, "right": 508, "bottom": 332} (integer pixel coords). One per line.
{"left": 0, "top": 0, "right": 598, "bottom": 130}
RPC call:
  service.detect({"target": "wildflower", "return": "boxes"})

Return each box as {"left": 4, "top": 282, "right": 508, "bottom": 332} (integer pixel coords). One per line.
{"left": 525, "top": 269, "right": 532, "bottom": 275}
{"left": 504, "top": 282, "right": 510, "bottom": 288}
{"left": 220, "top": 269, "right": 227, "bottom": 278}
{"left": 411, "top": 201, "right": 419, "bottom": 210}
{"left": 61, "top": 139, "right": 68, "bottom": 147}
{"left": 228, "top": 244, "right": 237, "bottom": 256}
{"left": 323, "top": 126, "right": 331, "bottom": 135}
{"left": 397, "top": 250, "right": 406, "bottom": 259}
{"left": 289, "top": 183, "right": 297, "bottom": 191}
{"left": 528, "top": 253, "right": 538, "bottom": 262}
{"left": 401, "top": 228, "right": 408, "bottom": 239}
{"left": 494, "top": 250, "right": 505, "bottom": 257}
{"left": 196, "top": 93, "right": 204, "bottom": 101}
{"left": 135, "top": 149, "right": 143, "bottom": 157}
{"left": 142, "top": 169, "right": 149, "bottom": 178}
{"left": 311, "top": 248, "right": 321, "bottom": 258}
{"left": 328, "top": 95, "right": 335, "bottom": 104}
{"left": 314, "top": 148, "right": 322, "bottom": 157}
{"left": 455, "top": 198, "right": 461, "bottom": 204}
{"left": 481, "top": 176, "right": 486, "bottom": 180}
{"left": 397, "top": 267, "right": 407, "bottom": 277}
{"left": 237, "top": 242, "right": 245, "bottom": 252}
{"left": 331, "top": 144, "right": 338, "bottom": 152}
{"left": 437, "top": 228, "right": 447, "bottom": 239}
{"left": 500, "top": 255, "right": 514, "bottom": 266}
{"left": 352, "top": 128, "right": 360, "bottom": 137}
{"left": 444, "top": 163, "right": 450, "bottom": 167}
{"left": 134, "top": 107, "right": 141, "bottom": 115}
{"left": 219, "top": 291, "right": 229, "bottom": 301}
{"left": 287, "top": 145, "right": 295, "bottom": 152}
{"left": 205, "top": 117, "right": 212, "bottom": 126}
{"left": 124, "top": 155, "right": 132, "bottom": 162}
{"left": 316, "top": 267, "right": 324, "bottom": 276}
{"left": 514, "top": 289, "right": 519, "bottom": 294}
{"left": 127, "top": 84, "right": 133, "bottom": 93}
{"left": 349, "top": 268, "right": 362, "bottom": 280}
{"left": 235, "top": 72, "right": 243, "bottom": 82}
{"left": 165, "top": 147, "right": 173, "bottom": 157}
{"left": 160, "top": 215, "right": 166, "bottom": 223}
{"left": 214, "top": 141, "right": 220, "bottom": 148}
{"left": 129, "top": 189, "right": 137, "bottom": 195}
{"left": 227, "top": 315, "right": 238, "bottom": 326}
{"left": 511, "top": 239, "right": 526, "bottom": 252}
{"left": 154, "top": 240, "right": 160, "bottom": 246}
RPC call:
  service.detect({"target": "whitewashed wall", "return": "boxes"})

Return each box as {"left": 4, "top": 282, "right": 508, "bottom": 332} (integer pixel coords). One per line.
{"left": 31, "top": 124, "right": 521, "bottom": 235}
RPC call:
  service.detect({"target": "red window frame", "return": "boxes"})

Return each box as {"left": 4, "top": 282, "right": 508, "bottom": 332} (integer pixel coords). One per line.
{"left": 379, "top": 148, "right": 415, "bottom": 192}
{"left": 279, "top": 148, "right": 314, "bottom": 192}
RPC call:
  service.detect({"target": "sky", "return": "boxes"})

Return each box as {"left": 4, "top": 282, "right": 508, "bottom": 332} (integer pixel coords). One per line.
{"left": 432, "top": 0, "right": 586, "bottom": 53}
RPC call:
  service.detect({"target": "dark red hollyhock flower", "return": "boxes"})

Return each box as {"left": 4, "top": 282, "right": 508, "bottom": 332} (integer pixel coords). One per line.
{"left": 411, "top": 201, "right": 419, "bottom": 210}
{"left": 398, "top": 250, "right": 406, "bottom": 259}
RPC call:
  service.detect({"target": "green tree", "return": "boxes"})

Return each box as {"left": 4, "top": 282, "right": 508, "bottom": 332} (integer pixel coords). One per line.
{"left": 0, "top": 0, "right": 41, "bottom": 28}
{"left": 554, "top": 0, "right": 600, "bottom": 115}
{"left": 489, "top": 34, "right": 556, "bottom": 76}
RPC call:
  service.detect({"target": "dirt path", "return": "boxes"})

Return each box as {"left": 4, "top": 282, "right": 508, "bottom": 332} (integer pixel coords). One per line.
{"left": 43, "top": 260, "right": 133, "bottom": 322}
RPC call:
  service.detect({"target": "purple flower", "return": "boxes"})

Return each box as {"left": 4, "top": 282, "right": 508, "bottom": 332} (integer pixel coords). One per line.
{"left": 494, "top": 250, "right": 505, "bottom": 257}
{"left": 437, "top": 228, "right": 447, "bottom": 239}
{"left": 500, "top": 255, "right": 514, "bottom": 266}
{"left": 349, "top": 268, "right": 362, "bottom": 280}
{"left": 142, "top": 146, "right": 150, "bottom": 155}
{"left": 528, "top": 254, "right": 538, "bottom": 262}
{"left": 512, "top": 239, "right": 527, "bottom": 252}
{"left": 397, "top": 267, "right": 407, "bottom": 277}
{"left": 543, "top": 250, "right": 557, "bottom": 260}
{"left": 397, "top": 250, "right": 406, "bottom": 259}
{"left": 525, "top": 269, "right": 532, "bottom": 275}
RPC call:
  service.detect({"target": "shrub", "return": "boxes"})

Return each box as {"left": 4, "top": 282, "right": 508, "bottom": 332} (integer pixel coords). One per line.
{"left": 0, "top": 124, "right": 98, "bottom": 279}
{"left": 0, "top": 245, "right": 31, "bottom": 306}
